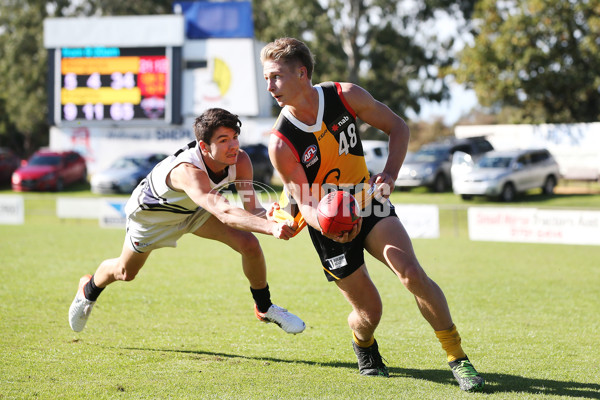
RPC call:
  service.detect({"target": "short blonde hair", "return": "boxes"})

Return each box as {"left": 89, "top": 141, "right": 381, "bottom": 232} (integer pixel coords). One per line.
{"left": 260, "top": 37, "right": 315, "bottom": 79}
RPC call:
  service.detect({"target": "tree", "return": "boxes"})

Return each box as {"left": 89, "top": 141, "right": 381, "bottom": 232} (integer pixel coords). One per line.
{"left": 253, "top": 0, "right": 476, "bottom": 126}
{"left": 450, "top": 0, "right": 600, "bottom": 124}
{"left": 407, "top": 117, "right": 453, "bottom": 150}
{"left": 252, "top": 0, "right": 348, "bottom": 83}
{"left": 0, "top": 1, "right": 57, "bottom": 153}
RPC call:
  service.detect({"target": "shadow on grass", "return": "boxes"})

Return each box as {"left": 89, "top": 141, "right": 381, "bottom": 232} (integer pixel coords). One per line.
{"left": 390, "top": 367, "right": 600, "bottom": 398}
{"left": 119, "top": 346, "right": 599, "bottom": 398}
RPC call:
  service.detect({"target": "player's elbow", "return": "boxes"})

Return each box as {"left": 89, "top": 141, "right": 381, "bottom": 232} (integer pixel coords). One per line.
{"left": 395, "top": 119, "right": 410, "bottom": 141}
{"left": 402, "top": 130, "right": 410, "bottom": 144}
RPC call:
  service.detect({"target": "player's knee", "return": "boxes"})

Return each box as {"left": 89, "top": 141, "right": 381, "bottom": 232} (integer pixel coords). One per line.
{"left": 115, "top": 262, "right": 139, "bottom": 282}
{"left": 236, "top": 233, "right": 262, "bottom": 257}
{"left": 120, "top": 269, "right": 138, "bottom": 282}
{"left": 397, "top": 261, "right": 427, "bottom": 290}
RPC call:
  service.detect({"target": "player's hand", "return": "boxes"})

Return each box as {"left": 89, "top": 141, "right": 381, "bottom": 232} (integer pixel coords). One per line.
{"left": 368, "top": 172, "right": 394, "bottom": 200}
{"left": 270, "top": 220, "right": 296, "bottom": 240}
{"left": 322, "top": 216, "right": 362, "bottom": 243}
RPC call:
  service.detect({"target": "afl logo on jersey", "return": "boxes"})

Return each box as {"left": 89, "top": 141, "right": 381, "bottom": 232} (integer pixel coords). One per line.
{"left": 302, "top": 145, "right": 318, "bottom": 164}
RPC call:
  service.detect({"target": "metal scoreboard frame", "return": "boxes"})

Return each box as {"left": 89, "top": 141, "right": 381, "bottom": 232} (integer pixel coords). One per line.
{"left": 44, "top": 15, "right": 184, "bottom": 127}
{"left": 49, "top": 45, "right": 182, "bottom": 126}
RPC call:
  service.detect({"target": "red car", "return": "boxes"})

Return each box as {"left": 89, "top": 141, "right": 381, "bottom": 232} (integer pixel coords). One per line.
{"left": 0, "top": 147, "right": 21, "bottom": 185}
{"left": 11, "top": 150, "right": 87, "bottom": 192}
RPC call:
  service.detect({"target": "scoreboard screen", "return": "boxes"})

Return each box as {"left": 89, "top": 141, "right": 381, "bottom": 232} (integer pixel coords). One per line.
{"left": 51, "top": 46, "right": 180, "bottom": 125}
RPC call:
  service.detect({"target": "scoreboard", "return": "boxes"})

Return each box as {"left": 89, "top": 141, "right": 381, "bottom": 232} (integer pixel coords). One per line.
{"left": 50, "top": 46, "right": 181, "bottom": 125}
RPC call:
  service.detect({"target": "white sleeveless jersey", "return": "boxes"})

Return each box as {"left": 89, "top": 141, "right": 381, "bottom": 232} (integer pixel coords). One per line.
{"left": 125, "top": 141, "right": 237, "bottom": 226}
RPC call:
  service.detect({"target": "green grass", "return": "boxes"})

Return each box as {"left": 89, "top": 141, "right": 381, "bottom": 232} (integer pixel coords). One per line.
{"left": 1, "top": 191, "right": 599, "bottom": 399}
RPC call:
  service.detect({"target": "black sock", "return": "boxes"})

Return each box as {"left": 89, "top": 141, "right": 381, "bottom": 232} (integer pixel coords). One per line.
{"left": 250, "top": 284, "right": 272, "bottom": 313}
{"left": 83, "top": 275, "right": 104, "bottom": 301}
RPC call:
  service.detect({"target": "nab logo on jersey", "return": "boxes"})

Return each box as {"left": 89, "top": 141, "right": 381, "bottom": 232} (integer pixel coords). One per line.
{"left": 330, "top": 115, "right": 351, "bottom": 133}
{"left": 302, "top": 145, "right": 318, "bottom": 164}
{"left": 337, "top": 115, "right": 350, "bottom": 127}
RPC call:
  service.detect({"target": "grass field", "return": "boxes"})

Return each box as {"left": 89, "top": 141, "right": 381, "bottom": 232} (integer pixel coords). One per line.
{"left": 1, "top": 188, "right": 599, "bottom": 399}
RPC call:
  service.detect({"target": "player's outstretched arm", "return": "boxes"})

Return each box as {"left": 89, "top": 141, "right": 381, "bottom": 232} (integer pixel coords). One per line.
{"left": 169, "top": 162, "right": 295, "bottom": 239}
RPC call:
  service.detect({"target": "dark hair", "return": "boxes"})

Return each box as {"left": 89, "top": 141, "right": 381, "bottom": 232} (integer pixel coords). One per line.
{"left": 193, "top": 108, "right": 241, "bottom": 143}
{"left": 260, "top": 37, "right": 315, "bottom": 79}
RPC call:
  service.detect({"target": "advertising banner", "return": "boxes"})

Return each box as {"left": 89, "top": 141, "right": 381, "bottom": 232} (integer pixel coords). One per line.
{"left": 468, "top": 207, "right": 600, "bottom": 245}
{"left": 0, "top": 195, "right": 24, "bottom": 225}
{"left": 99, "top": 199, "right": 127, "bottom": 228}
{"left": 193, "top": 39, "right": 259, "bottom": 116}
{"left": 50, "top": 125, "right": 194, "bottom": 175}
{"left": 395, "top": 204, "right": 440, "bottom": 239}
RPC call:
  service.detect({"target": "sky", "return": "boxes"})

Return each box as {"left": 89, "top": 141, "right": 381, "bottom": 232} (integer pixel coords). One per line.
{"left": 410, "top": 84, "right": 479, "bottom": 125}
{"left": 398, "top": 4, "right": 480, "bottom": 126}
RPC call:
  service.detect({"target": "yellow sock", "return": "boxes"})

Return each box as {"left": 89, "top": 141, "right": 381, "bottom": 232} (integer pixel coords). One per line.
{"left": 435, "top": 324, "right": 467, "bottom": 362}
{"left": 352, "top": 331, "right": 375, "bottom": 348}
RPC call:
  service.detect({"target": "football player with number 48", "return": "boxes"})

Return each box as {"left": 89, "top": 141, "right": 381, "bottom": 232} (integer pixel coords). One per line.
{"left": 261, "top": 37, "right": 484, "bottom": 391}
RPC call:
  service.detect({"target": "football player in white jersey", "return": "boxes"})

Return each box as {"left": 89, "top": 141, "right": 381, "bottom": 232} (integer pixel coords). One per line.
{"left": 69, "top": 108, "right": 305, "bottom": 335}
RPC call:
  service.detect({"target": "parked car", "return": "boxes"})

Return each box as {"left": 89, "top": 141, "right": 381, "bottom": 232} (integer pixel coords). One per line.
{"left": 396, "top": 136, "right": 494, "bottom": 192}
{"left": 451, "top": 148, "right": 561, "bottom": 202}
{"left": 11, "top": 149, "right": 87, "bottom": 192}
{"left": 362, "top": 140, "right": 389, "bottom": 176}
{"left": 242, "top": 143, "right": 273, "bottom": 185}
{"left": 91, "top": 152, "right": 168, "bottom": 194}
{"left": 0, "top": 147, "right": 21, "bottom": 185}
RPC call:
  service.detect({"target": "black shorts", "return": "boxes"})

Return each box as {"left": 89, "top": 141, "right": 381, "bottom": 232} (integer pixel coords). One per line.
{"left": 308, "top": 198, "right": 397, "bottom": 281}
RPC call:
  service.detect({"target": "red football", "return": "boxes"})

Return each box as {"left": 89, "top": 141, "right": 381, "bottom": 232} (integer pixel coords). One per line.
{"left": 317, "top": 191, "right": 361, "bottom": 236}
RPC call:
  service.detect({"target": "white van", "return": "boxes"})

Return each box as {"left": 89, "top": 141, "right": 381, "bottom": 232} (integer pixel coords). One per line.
{"left": 362, "top": 140, "right": 388, "bottom": 176}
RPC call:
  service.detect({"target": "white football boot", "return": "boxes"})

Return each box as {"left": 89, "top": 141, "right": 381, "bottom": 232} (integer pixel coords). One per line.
{"left": 68, "top": 274, "right": 96, "bottom": 332}
{"left": 255, "top": 304, "right": 306, "bottom": 334}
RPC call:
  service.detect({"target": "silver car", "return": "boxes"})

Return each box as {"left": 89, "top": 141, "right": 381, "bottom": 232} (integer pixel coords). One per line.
{"left": 396, "top": 137, "right": 494, "bottom": 192}
{"left": 451, "top": 149, "right": 561, "bottom": 202}
{"left": 91, "top": 153, "right": 168, "bottom": 194}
